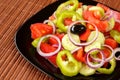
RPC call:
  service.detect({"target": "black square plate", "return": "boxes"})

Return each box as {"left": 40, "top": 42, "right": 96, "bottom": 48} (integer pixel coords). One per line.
{"left": 15, "top": 0, "right": 120, "bottom": 80}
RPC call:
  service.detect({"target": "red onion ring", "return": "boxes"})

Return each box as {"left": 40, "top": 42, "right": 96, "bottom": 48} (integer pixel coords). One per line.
{"left": 103, "top": 44, "right": 114, "bottom": 62}
{"left": 86, "top": 48, "right": 105, "bottom": 69}
{"left": 37, "top": 34, "right": 61, "bottom": 57}
{"left": 43, "top": 20, "right": 56, "bottom": 34}
{"left": 113, "top": 48, "right": 120, "bottom": 60}
{"left": 115, "top": 19, "right": 120, "bottom": 23}
{"left": 67, "top": 20, "right": 99, "bottom": 46}
{"left": 101, "top": 10, "right": 113, "bottom": 21}
{"left": 90, "top": 44, "right": 114, "bottom": 62}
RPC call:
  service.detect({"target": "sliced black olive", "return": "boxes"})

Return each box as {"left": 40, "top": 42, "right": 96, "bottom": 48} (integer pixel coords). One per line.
{"left": 70, "top": 24, "right": 86, "bottom": 34}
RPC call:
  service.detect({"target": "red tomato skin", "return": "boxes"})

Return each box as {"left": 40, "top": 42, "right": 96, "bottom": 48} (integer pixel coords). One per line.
{"left": 113, "top": 22, "right": 120, "bottom": 32}
{"left": 48, "top": 37, "right": 58, "bottom": 45}
{"left": 40, "top": 42, "right": 56, "bottom": 53}
{"left": 56, "top": 33, "right": 65, "bottom": 41}
{"left": 64, "top": 18, "right": 73, "bottom": 26}
{"left": 105, "top": 38, "right": 118, "bottom": 49}
{"left": 30, "top": 23, "right": 53, "bottom": 39}
{"left": 79, "top": 29, "right": 91, "bottom": 41}
{"left": 47, "top": 54, "right": 57, "bottom": 67}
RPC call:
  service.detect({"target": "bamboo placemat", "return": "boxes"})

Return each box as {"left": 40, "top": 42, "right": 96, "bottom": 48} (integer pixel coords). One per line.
{"left": 0, "top": 0, "right": 120, "bottom": 80}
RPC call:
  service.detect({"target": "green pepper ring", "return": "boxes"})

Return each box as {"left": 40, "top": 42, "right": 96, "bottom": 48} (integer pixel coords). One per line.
{"left": 56, "top": 10, "right": 82, "bottom": 33}
{"left": 55, "top": 0, "right": 79, "bottom": 17}
{"left": 56, "top": 50, "right": 81, "bottom": 77}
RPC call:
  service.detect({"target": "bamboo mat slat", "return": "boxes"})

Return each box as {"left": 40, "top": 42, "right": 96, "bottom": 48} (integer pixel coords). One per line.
{"left": 0, "top": 0, "right": 120, "bottom": 80}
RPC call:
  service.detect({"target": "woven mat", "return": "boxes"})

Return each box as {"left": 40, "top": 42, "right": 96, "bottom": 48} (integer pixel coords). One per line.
{"left": 0, "top": 0, "right": 120, "bottom": 80}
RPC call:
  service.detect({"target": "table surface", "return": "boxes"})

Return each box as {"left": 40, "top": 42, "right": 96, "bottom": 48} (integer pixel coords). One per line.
{"left": 0, "top": 0, "right": 120, "bottom": 80}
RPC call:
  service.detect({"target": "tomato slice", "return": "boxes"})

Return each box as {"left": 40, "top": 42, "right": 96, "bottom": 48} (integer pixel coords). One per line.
{"left": 113, "top": 22, "right": 120, "bottom": 32}
{"left": 88, "top": 15, "right": 108, "bottom": 32}
{"left": 105, "top": 38, "right": 118, "bottom": 49}
{"left": 73, "top": 47, "right": 86, "bottom": 63}
{"left": 47, "top": 54, "right": 57, "bottom": 67}
{"left": 48, "top": 37, "right": 58, "bottom": 45}
{"left": 30, "top": 23, "right": 53, "bottom": 39}
{"left": 64, "top": 18, "right": 73, "bottom": 26}
{"left": 79, "top": 29, "right": 91, "bottom": 41}
{"left": 40, "top": 42, "right": 57, "bottom": 53}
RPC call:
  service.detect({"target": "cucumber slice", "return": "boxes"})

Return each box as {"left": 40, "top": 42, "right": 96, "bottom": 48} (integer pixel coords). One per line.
{"left": 87, "top": 31, "right": 105, "bottom": 45}
{"left": 79, "top": 63, "right": 96, "bottom": 76}
{"left": 62, "top": 34, "right": 80, "bottom": 51}
{"left": 85, "top": 42, "right": 101, "bottom": 54}
{"left": 106, "top": 17, "right": 115, "bottom": 31}
{"left": 85, "top": 31, "right": 105, "bottom": 53}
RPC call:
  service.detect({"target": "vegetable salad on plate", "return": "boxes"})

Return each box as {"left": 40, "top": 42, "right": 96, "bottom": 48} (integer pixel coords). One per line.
{"left": 30, "top": 0, "right": 120, "bottom": 77}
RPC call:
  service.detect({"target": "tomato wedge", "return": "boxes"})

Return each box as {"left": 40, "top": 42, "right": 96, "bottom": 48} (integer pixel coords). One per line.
{"left": 105, "top": 38, "right": 118, "bottom": 49}
{"left": 40, "top": 42, "right": 57, "bottom": 53}
{"left": 30, "top": 23, "right": 53, "bottom": 39}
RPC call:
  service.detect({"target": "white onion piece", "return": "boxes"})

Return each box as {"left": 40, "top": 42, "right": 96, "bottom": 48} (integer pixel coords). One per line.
{"left": 86, "top": 48, "right": 105, "bottom": 69}
{"left": 37, "top": 34, "right": 61, "bottom": 57}
{"left": 113, "top": 48, "right": 120, "bottom": 60}
{"left": 67, "top": 20, "right": 99, "bottom": 46}
{"left": 43, "top": 20, "right": 56, "bottom": 34}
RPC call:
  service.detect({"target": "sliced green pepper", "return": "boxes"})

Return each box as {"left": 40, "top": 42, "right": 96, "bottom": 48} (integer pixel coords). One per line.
{"left": 56, "top": 50, "right": 81, "bottom": 76}
{"left": 110, "top": 30, "right": 120, "bottom": 44}
{"left": 55, "top": 0, "right": 79, "bottom": 17}
{"left": 31, "top": 38, "right": 40, "bottom": 47}
{"left": 96, "top": 58, "right": 116, "bottom": 74}
{"left": 56, "top": 10, "right": 82, "bottom": 33}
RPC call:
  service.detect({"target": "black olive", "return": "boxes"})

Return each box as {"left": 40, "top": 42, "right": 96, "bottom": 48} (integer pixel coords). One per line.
{"left": 70, "top": 24, "right": 86, "bottom": 34}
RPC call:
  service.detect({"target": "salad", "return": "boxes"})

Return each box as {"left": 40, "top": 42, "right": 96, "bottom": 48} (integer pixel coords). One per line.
{"left": 30, "top": 0, "right": 120, "bottom": 77}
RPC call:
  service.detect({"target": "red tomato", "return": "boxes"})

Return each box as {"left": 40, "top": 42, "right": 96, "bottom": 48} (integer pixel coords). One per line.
{"left": 73, "top": 47, "right": 86, "bottom": 63}
{"left": 64, "top": 18, "right": 73, "bottom": 26}
{"left": 40, "top": 42, "right": 57, "bottom": 53}
{"left": 83, "top": 10, "right": 93, "bottom": 20}
{"left": 105, "top": 38, "right": 118, "bottom": 49}
{"left": 113, "top": 22, "right": 120, "bottom": 32}
{"left": 30, "top": 23, "right": 53, "bottom": 39}
{"left": 88, "top": 15, "right": 108, "bottom": 32}
{"left": 56, "top": 32, "right": 65, "bottom": 41}
{"left": 79, "top": 29, "right": 91, "bottom": 41}
{"left": 47, "top": 54, "right": 57, "bottom": 67}
{"left": 48, "top": 37, "right": 58, "bottom": 45}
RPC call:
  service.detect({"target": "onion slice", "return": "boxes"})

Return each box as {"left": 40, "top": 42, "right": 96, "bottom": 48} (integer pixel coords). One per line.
{"left": 67, "top": 20, "right": 99, "bottom": 46}
{"left": 101, "top": 10, "right": 113, "bottom": 21}
{"left": 43, "top": 20, "right": 56, "bottom": 34}
{"left": 103, "top": 44, "right": 114, "bottom": 62}
{"left": 90, "top": 44, "right": 114, "bottom": 62}
{"left": 37, "top": 34, "right": 61, "bottom": 57}
{"left": 86, "top": 48, "right": 105, "bottom": 69}
{"left": 115, "top": 19, "right": 120, "bottom": 23}
{"left": 113, "top": 48, "right": 120, "bottom": 60}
